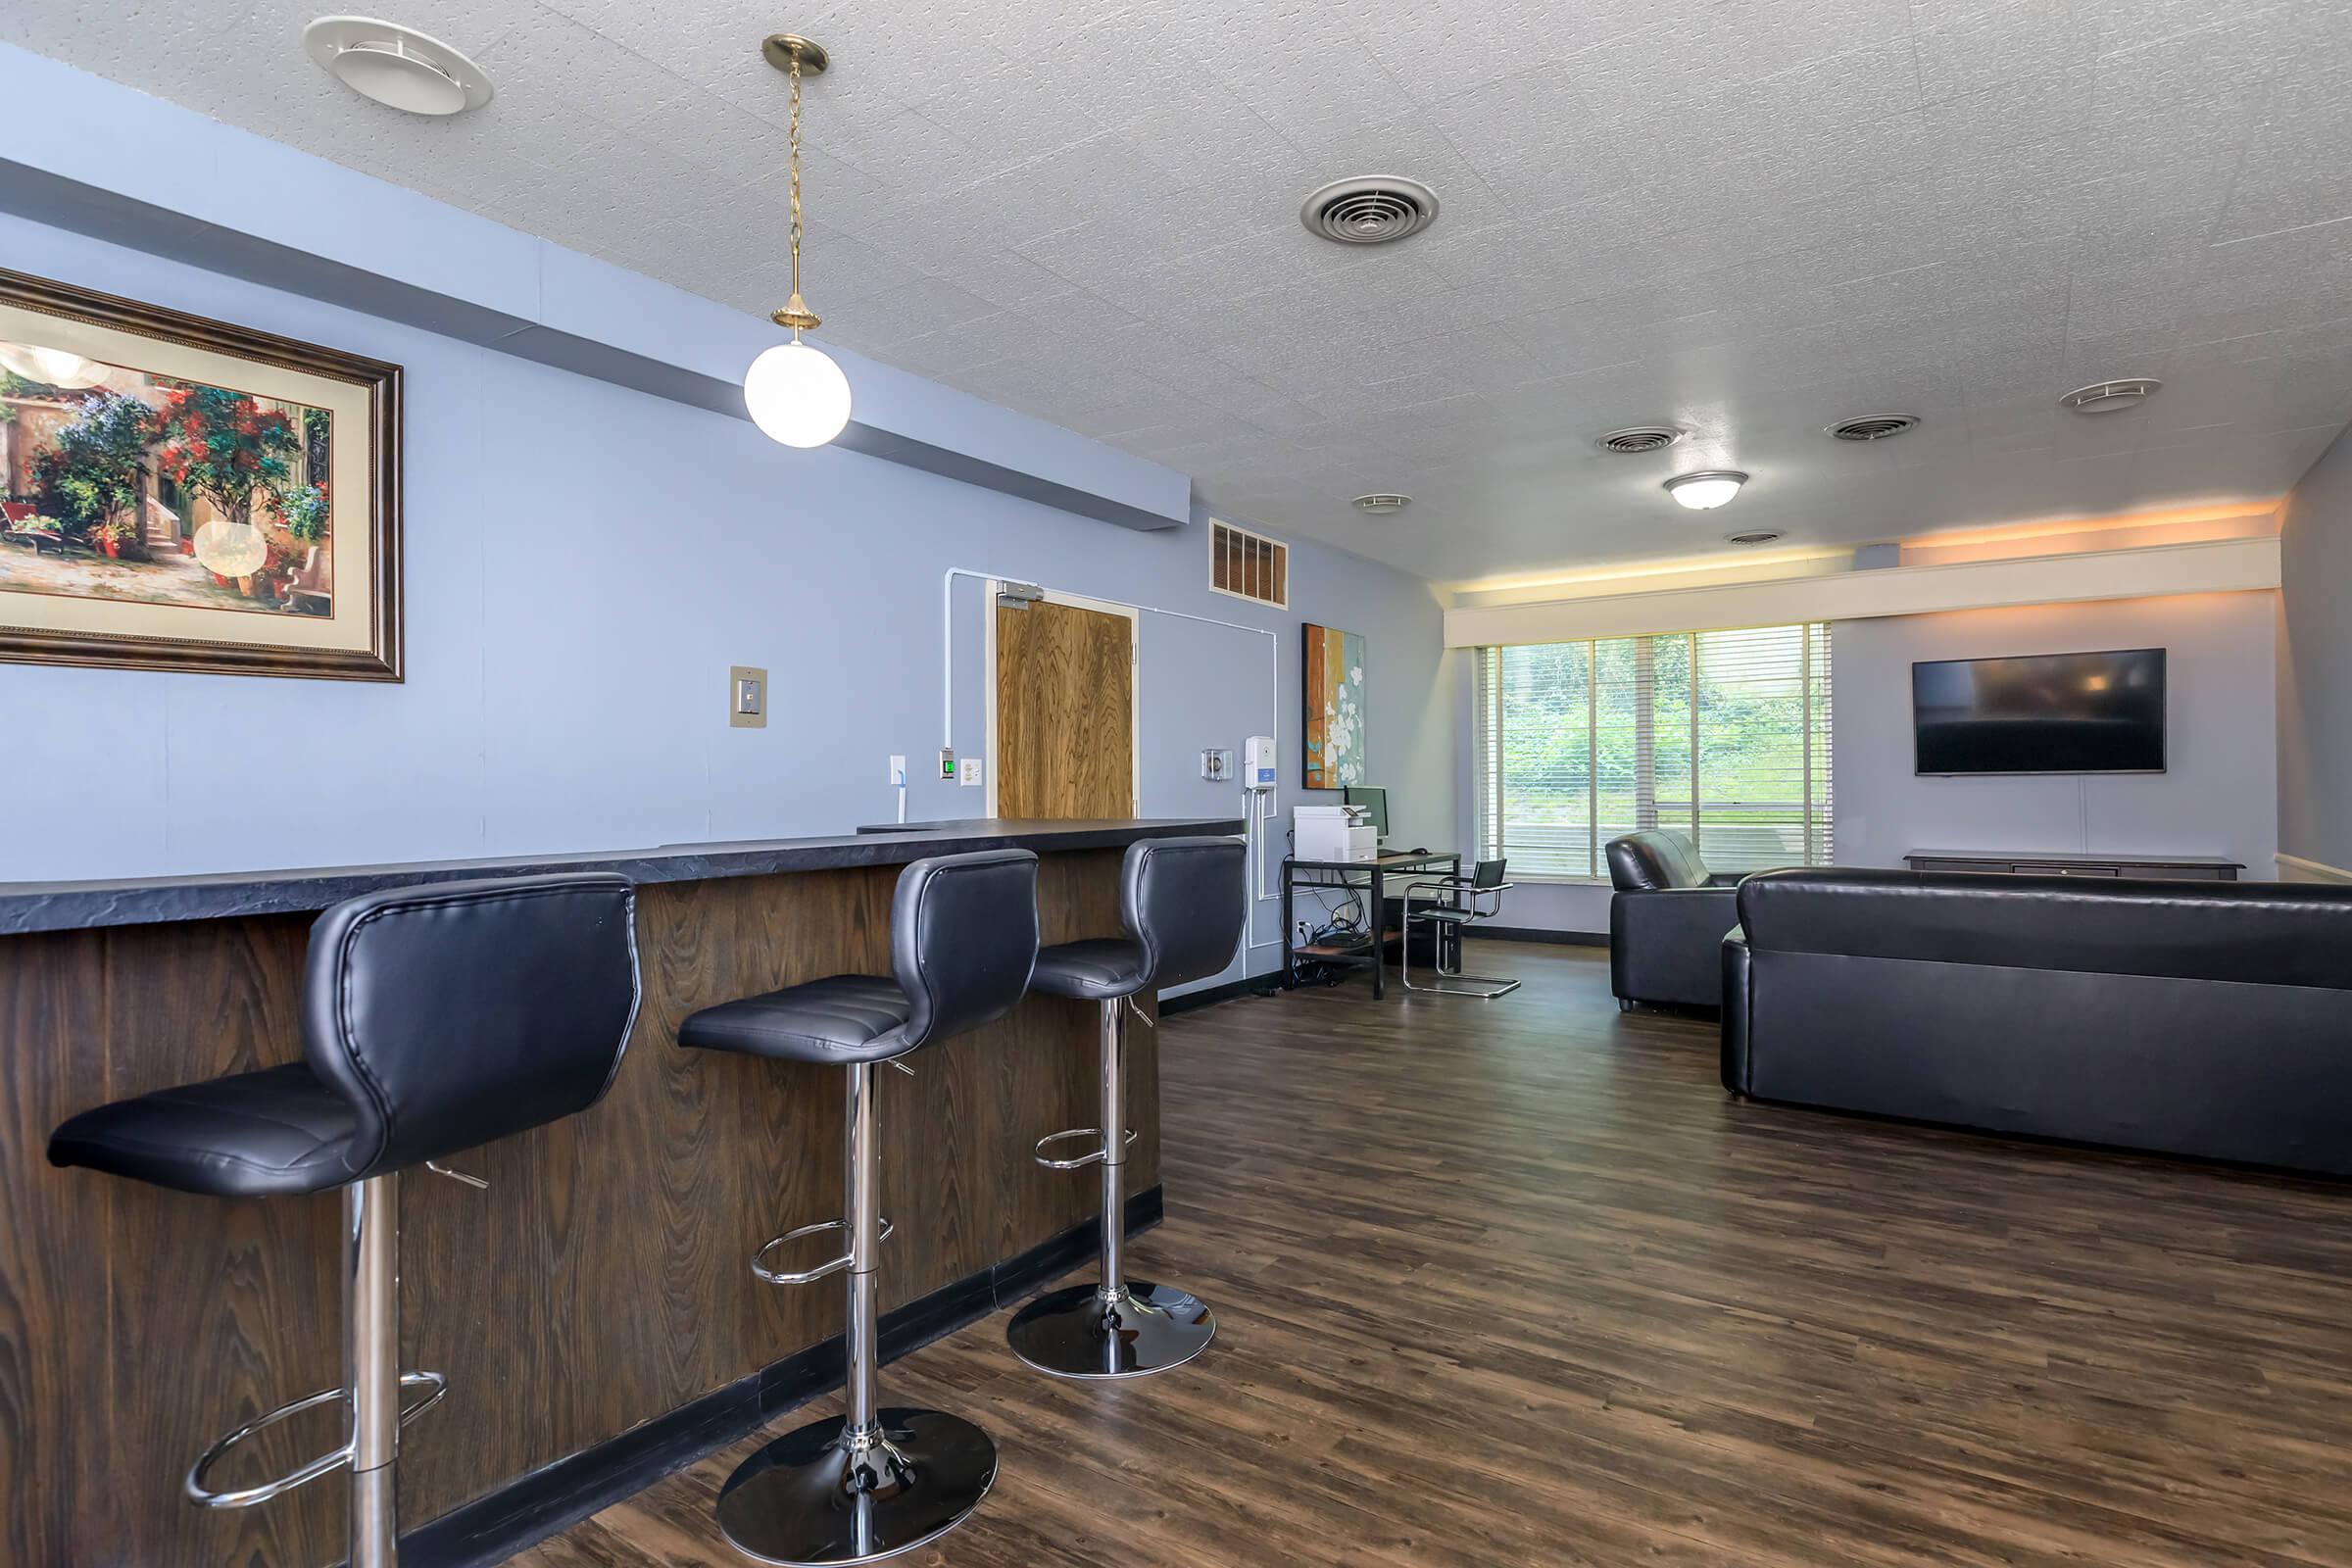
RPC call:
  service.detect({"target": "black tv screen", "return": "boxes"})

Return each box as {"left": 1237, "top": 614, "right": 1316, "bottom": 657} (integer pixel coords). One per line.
{"left": 1912, "top": 649, "right": 2167, "bottom": 775}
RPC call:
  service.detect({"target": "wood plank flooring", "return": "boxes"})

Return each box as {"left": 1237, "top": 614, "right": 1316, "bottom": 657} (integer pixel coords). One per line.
{"left": 517, "top": 942, "right": 2352, "bottom": 1568}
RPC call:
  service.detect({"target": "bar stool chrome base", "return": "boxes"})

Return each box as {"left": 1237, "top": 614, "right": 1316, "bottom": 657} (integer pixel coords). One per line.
{"left": 714, "top": 1407, "right": 998, "bottom": 1567}
{"left": 1006, "top": 1280, "right": 1215, "bottom": 1380}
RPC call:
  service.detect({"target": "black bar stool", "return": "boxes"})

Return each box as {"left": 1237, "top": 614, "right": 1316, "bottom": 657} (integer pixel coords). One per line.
{"left": 679, "top": 848, "right": 1040, "bottom": 1567}
{"left": 45, "top": 874, "right": 641, "bottom": 1568}
{"left": 1007, "top": 834, "right": 1246, "bottom": 1379}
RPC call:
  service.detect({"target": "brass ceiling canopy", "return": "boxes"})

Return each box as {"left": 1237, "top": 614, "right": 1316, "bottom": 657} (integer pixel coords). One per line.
{"left": 761, "top": 33, "right": 829, "bottom": 75}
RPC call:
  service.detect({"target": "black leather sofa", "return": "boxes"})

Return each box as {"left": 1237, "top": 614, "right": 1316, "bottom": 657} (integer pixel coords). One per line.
{"left": 1606, "top": 829, "right": 1746, "bottom": 1009}
{"left": 1721, "top": 868, "right": 2352, "bottom": 1177}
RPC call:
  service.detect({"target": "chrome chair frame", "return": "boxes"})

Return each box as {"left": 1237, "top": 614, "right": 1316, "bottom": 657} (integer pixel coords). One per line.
{"left": 1398, "top": 873, "right": 1522, "bottom": 999}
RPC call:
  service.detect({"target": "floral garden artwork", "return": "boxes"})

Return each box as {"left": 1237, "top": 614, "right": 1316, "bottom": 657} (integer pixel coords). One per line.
{"left": 0, "top": 268, "right": 401, "bottom": 679}
{"left": 1301, "top": 621, "right": 1367, "bottom": 790}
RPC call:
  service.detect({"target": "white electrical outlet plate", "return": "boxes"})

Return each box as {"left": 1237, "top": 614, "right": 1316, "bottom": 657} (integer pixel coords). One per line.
{"left": 888, "top": 755, "right": 906, "bottom": 786}
{"left": 960, "top": 758, "right": 984, "bottom": 788}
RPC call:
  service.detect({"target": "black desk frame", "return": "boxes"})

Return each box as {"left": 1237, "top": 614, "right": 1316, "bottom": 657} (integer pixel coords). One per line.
{"left": 1281, "top": 850, "right": 1463, "bottom": 1000}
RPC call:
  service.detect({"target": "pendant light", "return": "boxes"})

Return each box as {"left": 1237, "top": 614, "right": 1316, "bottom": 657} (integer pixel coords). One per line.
{"left": 743, "top": 32, "right": 853, "bottom": 449}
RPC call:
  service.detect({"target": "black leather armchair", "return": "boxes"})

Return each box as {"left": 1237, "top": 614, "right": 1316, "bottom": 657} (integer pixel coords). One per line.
{"left": 1721, "top": 868, "right": 2352, "bottom": 1176}
{"left": 1606, "top": 829, "right": 1745, "bottom": 1009}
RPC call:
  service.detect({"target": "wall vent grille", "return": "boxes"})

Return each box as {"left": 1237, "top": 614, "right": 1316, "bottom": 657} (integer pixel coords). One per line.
{"left": 1210, "top": 520, "right": 1289, "bottom": 609}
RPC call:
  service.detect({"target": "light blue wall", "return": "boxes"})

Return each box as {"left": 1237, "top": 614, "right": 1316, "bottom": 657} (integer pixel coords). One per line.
{"left": 2278, "top": 426, "right": 2352, "bottom": 876}
{"left": 0, "top": 209, "right": 1453, "bottom": 984}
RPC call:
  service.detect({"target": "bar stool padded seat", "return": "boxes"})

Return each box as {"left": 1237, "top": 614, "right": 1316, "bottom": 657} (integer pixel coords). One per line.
{"left": 678, "top": 974, "right": 915, "bottom": 1063}
{"left": 48, "top": 1062, "right": 362, "bottom": 1199}
{"left": 1029, "top": 939, "right": 1149, "bottom": 1000}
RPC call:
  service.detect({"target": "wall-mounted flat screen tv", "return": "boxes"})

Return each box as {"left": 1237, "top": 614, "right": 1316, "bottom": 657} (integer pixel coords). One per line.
{"left": 1912, "top": 648, "right": 2167, "bottom": 775}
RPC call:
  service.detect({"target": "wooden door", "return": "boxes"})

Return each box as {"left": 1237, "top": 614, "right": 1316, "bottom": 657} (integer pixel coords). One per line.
{"left": 994, "top": 595, "right": 1135, "bottom": 819}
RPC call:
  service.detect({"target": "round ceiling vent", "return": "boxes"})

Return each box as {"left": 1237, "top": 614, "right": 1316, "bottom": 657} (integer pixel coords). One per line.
{"left": 1725, "top": 530, "right": 1784, "bottom": 547}
{"left": 1828, "top": 413, "right": 1922, "bottom": 442}
{"left": 304, "top": 16, "right": 494, "bottom": 115}
{"left": 1351, "top": 492, "right": 1412, "bottom": 514}
{"left": 2061, "top": 378, "right": 2162, "bottom": 414}
{"left": 1595, "top": 425, "right": 1685, "bottom": 455}
{"left": 1300, "top": 177, "right": 1440, "bottom": 245}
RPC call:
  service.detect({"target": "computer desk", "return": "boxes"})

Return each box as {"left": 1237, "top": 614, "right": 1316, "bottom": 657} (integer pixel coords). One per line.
{"left": 1280, "top": 848, "right": 1464, "bottom": 1000}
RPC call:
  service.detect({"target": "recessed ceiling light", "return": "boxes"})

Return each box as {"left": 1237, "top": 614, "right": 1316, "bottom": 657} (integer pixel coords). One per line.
{"left": 1595, "top": 425, "right": 1685, "bottom": 455}
{"left": 1300, "top": 178, "right": 1440, "bottom": 245}
{"left": 1664, "top": 470, "right": 1747, "bottom": 511}
{"left": 1725, "top": 530, "right": 1783, "bottom": 546}
{"left": 1352, "top": 492, "right": 1412, "bottom": 514}
{"left": 2061, "top": 378, "right": 2162, "bottom": 414}
{"left": 1827, "top": 413, "right": 1922, "bottom": 442}
{"left": 303, "top": 16, "right": 494, "bottom": 116}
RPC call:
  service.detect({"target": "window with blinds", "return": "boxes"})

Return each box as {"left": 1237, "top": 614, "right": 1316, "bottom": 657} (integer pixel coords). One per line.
{"left": 1472, "top": 623, "right": 1833, "bottom": 878}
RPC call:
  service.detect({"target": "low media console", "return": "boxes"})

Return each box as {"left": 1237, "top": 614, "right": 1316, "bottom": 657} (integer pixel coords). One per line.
{"left": 1903, "top": 849, "right": 2242, "bottom": 881}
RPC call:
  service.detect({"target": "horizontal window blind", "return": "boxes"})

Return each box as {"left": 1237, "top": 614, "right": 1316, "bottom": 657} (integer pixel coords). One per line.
{"left": 1474, "top": 623, "right": 1832, "bottom": 878}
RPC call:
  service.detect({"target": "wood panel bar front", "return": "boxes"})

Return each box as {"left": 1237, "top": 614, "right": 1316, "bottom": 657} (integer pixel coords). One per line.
{"left": 0, "top": 843, "right": 1166, "bottom": 1567}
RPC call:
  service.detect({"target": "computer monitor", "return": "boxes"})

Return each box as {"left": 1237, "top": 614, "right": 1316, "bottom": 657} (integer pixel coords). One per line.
{"left": 1343, "top": 785, "right": 1390, "bottom": 841}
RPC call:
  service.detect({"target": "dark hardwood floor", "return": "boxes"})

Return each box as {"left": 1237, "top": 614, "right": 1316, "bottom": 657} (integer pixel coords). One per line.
{"left": 517, "top": 942, "right": 2352, "bottom": 1567}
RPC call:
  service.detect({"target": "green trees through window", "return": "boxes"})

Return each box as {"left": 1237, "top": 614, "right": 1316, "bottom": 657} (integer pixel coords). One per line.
{"left": 1473, "top": 624, "right": 1833, "bottom": 877}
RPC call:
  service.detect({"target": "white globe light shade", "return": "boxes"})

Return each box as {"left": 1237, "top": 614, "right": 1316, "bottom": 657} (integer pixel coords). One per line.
{"left": 744, "top": 341, "right": 852, "bottom": 448}
{"left": 0, "top": 341, "right": 108, "bottom": 390}
{"left": 192, "top": 518, "right": 270, "bottom": 577}
{"left": 1663, "top": 470, "right": 1747, "bottom": 511}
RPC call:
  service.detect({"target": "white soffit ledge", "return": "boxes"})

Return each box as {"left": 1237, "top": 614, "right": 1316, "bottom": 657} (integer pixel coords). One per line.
{"left": 1443, "top": 536, "right": 2282, "bottom": 648}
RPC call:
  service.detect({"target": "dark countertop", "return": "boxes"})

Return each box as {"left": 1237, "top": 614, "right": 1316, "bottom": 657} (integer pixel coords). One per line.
{"left": 1905, "top": 848, "right": 2245, "bottom": 867}
{"left": 0, "top": 817, "right": 1245, "bottom": 936}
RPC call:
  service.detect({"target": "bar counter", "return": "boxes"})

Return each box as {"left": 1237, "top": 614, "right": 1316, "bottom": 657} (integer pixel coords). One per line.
{"left": 0, "top": 816, "right": 1241, "bottom": 1568}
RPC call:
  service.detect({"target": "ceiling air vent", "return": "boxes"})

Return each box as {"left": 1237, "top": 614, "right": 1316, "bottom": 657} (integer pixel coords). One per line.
{"left": 1210, "top": 519, "right": 1289, "bottom": 609}
{"left": 1299, "top": 177, "right": 1441, "bottom": 245}
{"left": 1828, "top": 413, "right": 1921, "bottom": 442}
{"left": 1725, "top": 530, "right": 1784, "bottom": 547}
{"left": 1595, "top": 425, "right": 1684, "bottom": 455}
{"left": 2061, "top": 378, "right": 2161, "bottom": 414}
{"left": 1351, "top": 493, "right": 1412, "bottom": 514}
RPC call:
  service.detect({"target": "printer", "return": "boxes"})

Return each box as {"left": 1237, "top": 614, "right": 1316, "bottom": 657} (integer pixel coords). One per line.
{"left": 1294, "top": 804, "right": 1377, "bottom": 863}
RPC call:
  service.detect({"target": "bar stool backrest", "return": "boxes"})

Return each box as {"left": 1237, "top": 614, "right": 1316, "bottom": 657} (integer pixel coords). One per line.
{"left": 1123, "top": 835, "right": 1248, "bottom": 992}
{"left": 892, "top": 849, "right": 1041, "bottom": 1052}
{"left": 301, "top": 873, "right": 642, "bottom": 1181}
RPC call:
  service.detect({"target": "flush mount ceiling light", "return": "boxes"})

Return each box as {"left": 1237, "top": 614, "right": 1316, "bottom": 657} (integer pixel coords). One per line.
{"left": 1352, "top": 492, "right": 1412, "bottom": 514}
{"left": 742, "top": 33, "right": 853, "bottom": 449}
{"left": 1664, "top": 470, "right": 1747, "bottom": 510}
{"left": 1594, "top": 425, "right": 1685, "bottom": 455}
{"left": 1300, "top": 177, "right": 1441, "bottom": 245}
{"left": 1827, "top": 413, "right": 1922, "bottom": 442}
{"left": 2061, "top": 377, "right": 2162, "bottom": 414}
{"left": 1725, "top": 529, "right": 1784, "bottom": 546}
{"left": 302, "top": 17, "right": 493, "bottom": 115}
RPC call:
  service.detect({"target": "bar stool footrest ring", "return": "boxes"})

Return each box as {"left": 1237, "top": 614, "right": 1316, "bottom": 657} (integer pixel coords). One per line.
{"left": 185, "top": 1370, "right": 447, "bottom": 1508}
{"left": 1032, "top": 1126, "right": 1139, "bottom": 1171}
{"left": 752, "top": 1215, "right": 896, "bottom": 1285}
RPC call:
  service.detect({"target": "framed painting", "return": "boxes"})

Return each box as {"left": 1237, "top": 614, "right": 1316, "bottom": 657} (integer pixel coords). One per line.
{"left": 1302, "top": 620, "right": 1367, "bottom": 789}
{"left": 0, "top": 268, "right": 401, "bottom": 680}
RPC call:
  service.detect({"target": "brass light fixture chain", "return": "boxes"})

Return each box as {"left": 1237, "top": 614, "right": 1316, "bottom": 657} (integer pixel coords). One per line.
{"left": 787, "top": 46, "right": 802, "bottom": 325}
{"left": 765, "top": 33, "right": 823, "bottom": 335}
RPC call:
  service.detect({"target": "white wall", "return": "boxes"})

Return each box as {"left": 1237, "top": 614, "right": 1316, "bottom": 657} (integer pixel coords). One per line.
{"left": 1834, "top": 593, "right": 2278, "bottom": 874}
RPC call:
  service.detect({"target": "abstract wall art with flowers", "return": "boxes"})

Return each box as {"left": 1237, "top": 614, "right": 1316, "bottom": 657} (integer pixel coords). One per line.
{"left": 1301, "top": 621, "right": 1368, "bottom": 790}
{"left": 0, "top": 268, "right": 401, "bottom": 679}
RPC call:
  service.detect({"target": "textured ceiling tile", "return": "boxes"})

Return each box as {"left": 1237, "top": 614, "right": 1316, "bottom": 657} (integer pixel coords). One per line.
{"left": 9, "top": 0, "right": 2342, "bottom": 579}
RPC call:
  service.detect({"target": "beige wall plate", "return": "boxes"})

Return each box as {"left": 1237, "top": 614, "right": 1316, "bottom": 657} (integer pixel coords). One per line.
{"left": 729, "top": 665, "right": 768, "bottom": 728}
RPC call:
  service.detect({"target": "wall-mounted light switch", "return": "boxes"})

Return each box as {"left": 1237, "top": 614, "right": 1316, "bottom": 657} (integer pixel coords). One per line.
{"left": 960, "top": 757, "right": 984, "bottom": 788}
{"left": 729, "top": 665, "right": 768, "bottom": 728}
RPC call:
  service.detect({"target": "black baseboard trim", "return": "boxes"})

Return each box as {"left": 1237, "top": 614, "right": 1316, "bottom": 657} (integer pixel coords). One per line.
{"left": 1477, "top": 925, "right": 1609, "bottom": 947}
{"left": 403, "top": 1185, "right": 1164, "bottom": 1568}
{"left": 1161, "top": 974, "right": 1283, "bottom": 1015}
